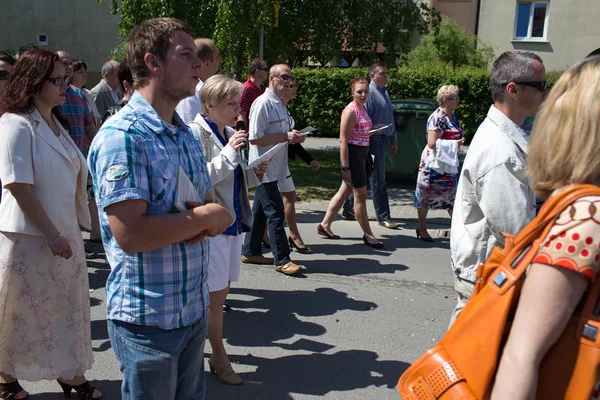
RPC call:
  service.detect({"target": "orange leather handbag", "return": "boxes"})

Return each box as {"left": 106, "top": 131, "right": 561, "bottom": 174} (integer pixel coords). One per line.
{"left": 398, "top": 184, "right": 600, "bottom": 400}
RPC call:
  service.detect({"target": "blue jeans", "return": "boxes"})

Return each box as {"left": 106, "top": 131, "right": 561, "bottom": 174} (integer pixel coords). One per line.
{"left": 108, "top": 316, "right": 208, "bottom": 400}
{"left": 242, "top": 181, "right": 291, "bottom": 265}
{"left": 343, "top": 135, "right": 391, "bottom": 221}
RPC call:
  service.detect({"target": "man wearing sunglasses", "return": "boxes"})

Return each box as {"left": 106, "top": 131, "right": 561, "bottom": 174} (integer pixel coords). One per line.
{"left": 238, "top": 58, "right": 268, "bottom": 128}
{"left": 241, "top": 64, "right": 306, "bottom": 276}
{"left": 449, "top": 50, "right": 547, "bottom": 325}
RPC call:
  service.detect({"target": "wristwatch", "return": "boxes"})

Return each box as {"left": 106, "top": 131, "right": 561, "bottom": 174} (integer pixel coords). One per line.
{"left": 341, "top": 166, "right": 350, "bottom": 172}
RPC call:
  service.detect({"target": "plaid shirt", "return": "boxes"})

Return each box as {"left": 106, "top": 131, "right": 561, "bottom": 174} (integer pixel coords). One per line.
{"left": 88, "top": 92, "right": 212, "bottom": 329}
{"left": 58, "top": 86, "right": 95, "bottom": 155}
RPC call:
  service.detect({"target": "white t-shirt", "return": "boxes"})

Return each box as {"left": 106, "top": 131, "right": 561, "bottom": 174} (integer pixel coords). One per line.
{"left": 248, "top": 88, "right": 289, "bottom": 184}
{"left": 175, "top": 80, "right": 204, "bottom": 124}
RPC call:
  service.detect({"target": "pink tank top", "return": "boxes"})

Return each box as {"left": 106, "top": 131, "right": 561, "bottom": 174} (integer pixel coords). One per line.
{"left": 346, "top": 102, "right": 372, "bottom": 147}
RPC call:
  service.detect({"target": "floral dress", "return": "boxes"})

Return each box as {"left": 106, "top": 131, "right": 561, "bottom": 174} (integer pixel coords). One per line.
{"left": 0, "top": 132, "right": 93, "bottom": 381}
{"left": 414, "top": 108, "right": 463, "bottom": 209}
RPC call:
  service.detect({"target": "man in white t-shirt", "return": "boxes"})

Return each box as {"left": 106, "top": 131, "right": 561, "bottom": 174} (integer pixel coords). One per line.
{"left": 241, "top": 64, "right": 306, "bottom": 275}
{"left": 175, "top": 38, "right": 221, "bottom": 123}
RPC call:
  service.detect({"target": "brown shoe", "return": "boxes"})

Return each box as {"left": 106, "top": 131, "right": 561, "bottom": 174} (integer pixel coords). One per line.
{"left": 275, "top": 261, "right": 302, "bottom": 275}
{"left": 208, "top": 359, "right": 244, "bottom": 385}
{"left": 241, "top": 254, "right": 274, "bottom": 265}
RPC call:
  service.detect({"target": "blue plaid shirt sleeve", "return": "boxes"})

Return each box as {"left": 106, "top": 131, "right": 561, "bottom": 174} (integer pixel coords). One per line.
{"left": 90, "top": 126, "right": 151, "bottom": 211}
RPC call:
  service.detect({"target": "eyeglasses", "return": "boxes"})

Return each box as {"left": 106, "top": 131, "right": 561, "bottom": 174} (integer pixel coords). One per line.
{"left": 504, "top": 80, "right": 547, "bottom": 92}
{"left": 448, "top": 96, "right": 459, "bottom": 101}
{"left": 258, "top": 66, "right": 269, "bottom": 71}
{"left": 46, "top": 76, "right": 71, "bottom": 86}
{"left": 273, "top": 74, "right": 293, "bottom": 81}
{"left": 0, "top": 70, "right": 9, "bottom": 81}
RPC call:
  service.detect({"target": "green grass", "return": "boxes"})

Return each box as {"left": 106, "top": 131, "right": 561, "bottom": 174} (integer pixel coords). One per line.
{"left": 289, "top": 149, "right": 341, "bottom": 201}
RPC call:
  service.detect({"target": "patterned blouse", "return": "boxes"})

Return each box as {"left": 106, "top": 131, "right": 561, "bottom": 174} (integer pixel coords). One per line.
{"left": 346, "top": 102, "right": 372, "bottom": 147}
{"left": 533, "top": 196, "right": 600, "bottom": 281}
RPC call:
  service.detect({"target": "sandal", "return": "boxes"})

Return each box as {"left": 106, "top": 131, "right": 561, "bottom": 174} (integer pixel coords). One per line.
{"left": 0, "top": 380, "right": 28, "bottom": 400}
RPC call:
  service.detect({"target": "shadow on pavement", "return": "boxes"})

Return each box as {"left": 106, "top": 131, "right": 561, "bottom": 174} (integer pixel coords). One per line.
{"left": 205, "top": 350, "right": 409, "bottom": 399}
{"left": 300, "top": 257, "right": 408, "bottom": 276}
{"left": 224, "top": 287, "right": 378, "bottom": 350}
{"left": 29, "top": 379, "right": 122, "bottom": 399}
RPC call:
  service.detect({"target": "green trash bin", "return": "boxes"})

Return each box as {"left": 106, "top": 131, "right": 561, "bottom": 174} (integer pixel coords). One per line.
{"left": 385, "top": 98, "right": 438, "bottom": 182}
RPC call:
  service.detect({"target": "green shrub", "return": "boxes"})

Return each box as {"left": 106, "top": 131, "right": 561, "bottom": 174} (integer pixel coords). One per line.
{"left": 289, "top": 66, "right": 562, "bottom": 140}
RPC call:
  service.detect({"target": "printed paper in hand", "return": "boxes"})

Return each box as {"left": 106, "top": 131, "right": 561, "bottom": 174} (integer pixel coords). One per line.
{"left": 245, "top": 142, "right": 287, "bottom": 170}
{"left": 174, "top": 166, "right": 202, "bottom": 212}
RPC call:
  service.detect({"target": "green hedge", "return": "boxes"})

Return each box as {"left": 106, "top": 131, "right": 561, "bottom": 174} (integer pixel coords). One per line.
{"left": 288, "top": 65, "right": 562, "bottom": 139}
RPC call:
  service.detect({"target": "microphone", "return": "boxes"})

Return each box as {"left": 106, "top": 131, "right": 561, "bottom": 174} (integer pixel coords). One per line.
{"left": 236, "top": 120, "right": 249, "bottom": 163}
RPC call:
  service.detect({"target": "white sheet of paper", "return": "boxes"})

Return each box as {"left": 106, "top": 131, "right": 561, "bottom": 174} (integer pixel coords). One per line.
{"left": 174, "top": 166, "right": 202, "bottom": 212}
{"left": 245, "top": 142, "right": 287, "bottom": 170}
{"left": 368, "top": 123, "right": 394, "bottom": 134}
{"left": 298, "top": 126, "right": 317, "bottom": 136}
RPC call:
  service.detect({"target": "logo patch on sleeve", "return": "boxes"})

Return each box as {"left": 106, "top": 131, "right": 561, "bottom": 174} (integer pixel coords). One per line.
{"left": 105, "top": 165, "right": 130, "bottom": 182}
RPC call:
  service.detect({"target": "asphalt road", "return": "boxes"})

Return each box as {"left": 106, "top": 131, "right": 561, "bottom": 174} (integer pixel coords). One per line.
{"left": 19, "top": 139, "right": 455, "bottom": 399}
{"left": 20, "top": 199, "right": 454, "bottom": 400}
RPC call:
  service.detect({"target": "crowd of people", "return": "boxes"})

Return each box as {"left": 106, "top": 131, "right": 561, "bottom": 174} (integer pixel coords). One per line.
{"left": 0, "top": 15, "right": 598, "bottom": 400}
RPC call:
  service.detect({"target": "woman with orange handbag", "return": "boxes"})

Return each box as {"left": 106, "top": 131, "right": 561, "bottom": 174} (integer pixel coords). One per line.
{"left": 491, "top": 56, "right": 600, "bottom": 399}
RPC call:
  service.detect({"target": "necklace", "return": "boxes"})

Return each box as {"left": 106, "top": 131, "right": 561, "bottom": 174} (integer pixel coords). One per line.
{"left": 42, "top": 115, "right": 60, "bottom": 137}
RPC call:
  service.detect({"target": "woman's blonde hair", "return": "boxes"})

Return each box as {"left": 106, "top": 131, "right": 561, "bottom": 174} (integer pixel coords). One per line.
{"left": 436, "top": 85, "right": 459, "bottom": 106}
{"left": 528, "top": 56, "right": 600, "bottom": 198}
{"left": 199, "top": 74, "right": 243, "bottom": 111}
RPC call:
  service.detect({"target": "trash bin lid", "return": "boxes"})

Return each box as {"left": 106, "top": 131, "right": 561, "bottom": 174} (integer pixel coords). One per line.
{"left": 391, "top": 98, "right": 438, "bottom": 113}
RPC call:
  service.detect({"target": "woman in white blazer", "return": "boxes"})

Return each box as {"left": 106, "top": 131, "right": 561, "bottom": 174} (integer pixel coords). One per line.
{"left": 188, "top": 75, "right": 268, "bottom": 386}
{"left": 0, "top": 49, "right": 101, "bottom": 400}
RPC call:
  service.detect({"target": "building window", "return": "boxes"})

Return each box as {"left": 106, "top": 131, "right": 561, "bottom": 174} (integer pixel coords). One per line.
{"left": 514, "top": 2, "right": 549, "bottom": 40}
{"left": 36, "top": 34, "right": 48, "bottom": 46}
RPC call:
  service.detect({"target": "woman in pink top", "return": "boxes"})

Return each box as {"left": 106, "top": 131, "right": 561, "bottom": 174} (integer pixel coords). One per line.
{"left": 318, "top": 77, "right": 384, "bottom": 248}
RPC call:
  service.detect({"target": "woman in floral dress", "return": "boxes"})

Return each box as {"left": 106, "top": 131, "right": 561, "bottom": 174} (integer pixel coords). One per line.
{"left": 414, "top": 85, "right": 465, "bottom": 242}
{"left": 0, "top": 49, "right": 101, "bottom": 399}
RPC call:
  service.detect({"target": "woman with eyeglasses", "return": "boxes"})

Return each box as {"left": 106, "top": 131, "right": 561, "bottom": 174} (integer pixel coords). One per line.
{"left": 318, "top": 76, "right": 384, "bottom": 248}
{"left": 70, "top": 59, "right": 101, "bottom": 126}
{"left": 262, "top": 81, "right": 320, "bottom": 253}
{"left": 414, "top": 85, "right": 465, "bottom": 242}
{"left": 0, "top": 48, "right": 102, "bottom": 400}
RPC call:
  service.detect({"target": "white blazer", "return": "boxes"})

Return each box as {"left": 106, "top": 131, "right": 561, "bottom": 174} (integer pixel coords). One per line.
{"left": 188, "top": 115, "right": 261, "bottom": 230}
{"left": 0, "top": 108, "right": 91, "bottom": 237}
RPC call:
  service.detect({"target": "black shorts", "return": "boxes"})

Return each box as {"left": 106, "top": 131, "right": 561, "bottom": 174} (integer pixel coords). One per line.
{"left": 347, "top": 144, "right": 371, "bottom": 189}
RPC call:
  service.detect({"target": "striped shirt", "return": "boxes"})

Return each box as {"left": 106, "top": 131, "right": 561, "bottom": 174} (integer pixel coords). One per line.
{"left": 58, "top": 86, "right": 95, "bottom": 155}
{"left": 239, "top": 77, "right": 263, "bottom": 115}
{"left": 88, "top": 91, "right": 212, "bottom": 329}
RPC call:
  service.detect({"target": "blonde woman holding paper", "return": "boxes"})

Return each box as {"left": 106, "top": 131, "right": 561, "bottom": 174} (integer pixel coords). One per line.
{"left": 188, "top": 74, "right": 267, "bottom": 386}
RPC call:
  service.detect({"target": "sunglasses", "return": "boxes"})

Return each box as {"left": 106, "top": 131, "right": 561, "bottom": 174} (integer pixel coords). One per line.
{"left": 505, "top": 80, "right": 547, "bottom": 92}
{"left": 0, "top": 70, "right": 9, "bottom": 80}
{"left": 47, "top": 76, "right": 71, "bottom": 86}
{"left": 273, "top": 74, "right": 293, "bottom": 81}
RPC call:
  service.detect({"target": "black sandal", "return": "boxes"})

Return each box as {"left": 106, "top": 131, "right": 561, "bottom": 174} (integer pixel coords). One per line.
{"left": 0, "top": 380, "right": 28, "bottom": 400}
{"left": 57, "top": 380, "right": 102, "bottom": 400}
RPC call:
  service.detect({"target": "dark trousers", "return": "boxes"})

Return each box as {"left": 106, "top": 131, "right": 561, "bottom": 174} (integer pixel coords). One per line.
{"left": 242, "top": 181, "right": 291, "bottom": 265}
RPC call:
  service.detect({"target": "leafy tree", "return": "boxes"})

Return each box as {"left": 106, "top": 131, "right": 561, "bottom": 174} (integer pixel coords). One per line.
{"left": 102, "top": 0, "right": 438, "bottom": 76}
{"left": 404, "top": 16, "right": 495, "bottom": 68}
